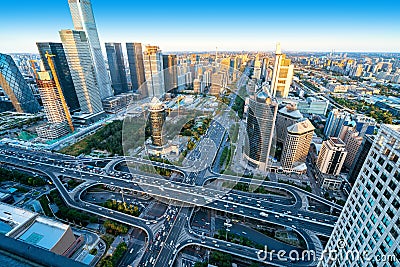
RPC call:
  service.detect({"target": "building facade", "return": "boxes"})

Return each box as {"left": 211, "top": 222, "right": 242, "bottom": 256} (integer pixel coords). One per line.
{"left": 162, "top": 54, "right": 178, "bottom": 92}
{"left": 324, "top": 109, "right": 350, "bottom": 138}
{"left": 0, "top": 53, "right": 40, "bottom": 114}
{"left": 68, "top": 0, "right": 113, "bottom": 99}
{"left": 319, "top": 124, "right": 400, "bottom": 267}
{"left": 36, "top": 42, "right": 80, "bottom": 112}
{"left": 243, "top": 90, "right": 278, "bottom": 172}
{"left": 316, "top": 137, "right": 347, "bottom": 176}
{"left": 143, "top": 46, "right": 165, "bottom": 98}
{"left": 347, "top": 135, "right": 374, "bottom": 184}
{"left": 59, "top": 30, "right": 103, "bottom": 114}
{"left": 105, "top": 43, "right": 129, "bottom": 95}
{"left": 275, "top": 103, "right": 303, "bottom": 143}
{"left": 271, "top": 43, "right": 294, "bottom": 98}
{"left": 281, "top": 119, "right": 315, "bottom": 169}
{"left": 126, "top": 42, "right": 146, "bottom": 95}
{"left": 343, "top": 130, "right": 363, "bottom": 169}
{"left": 148, "top": 97, "right": 166, "bottom": 147}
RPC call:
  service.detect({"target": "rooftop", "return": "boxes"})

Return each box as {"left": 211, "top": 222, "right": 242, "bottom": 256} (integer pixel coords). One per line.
{"left": 0, "top": 203, "right": 37, "bottom": 235}
{"left": 287, "top": 119, "right": 315, "bottom": 134}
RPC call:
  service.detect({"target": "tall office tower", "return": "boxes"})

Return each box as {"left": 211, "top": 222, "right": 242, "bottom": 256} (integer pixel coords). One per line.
{"left": 243, "top": 90, "right": 278, "bottom": 172}
{"left": 271, "top": 43, "right": 294, "bottom": 98}
{"left": 347, "top": 134, "right": 374, "bottom": 184}
{"left": 60, "top": 30, "right": 103, "bottom": 114}
{"left": 324, "top": 109, "right": 350, "bottom": 138}
{"left": 35, "top": 71, "right": 73, "bottom": 139}
{"left": 126, "top": 43, "right": 146, "bottom": 94}
{"left": 143, "top": 46, "right": 165, "bottom": 98}
{"left": 0, "top": 53, "right": 40, "bottom": 113}
{"left": 253, "top": 59, "right": 262, "bottom": 80}
{"left": 275, "top": 103, "right": 303, "bottom": 143}
{"left": 36, "top": 42, "right": 80, "bottom": 112}
{"left": 68, "top": 0, "right": 113, "bottom": 99}
{"left": 162, "top": 54, "right": 178, "bottom": 92}
{"left": 316, "top": 137, "right": 348, "bottom": 176}
{"left": 342, "top": 130, "right": 363, "bottom": 169}
{"left": 262, "top": 57, "right": 269, "bottom": 80}
{"left": 105, "top": 43, "right": 129, "bottom": 95}
{"left": 281, "top": 119, "right": 314, "bottom": 169}
{"left": 319, "top": 124, "right": 400, "bottom": 267}
{"left": 149, "top": 97, "right": 166, "bottom": 147}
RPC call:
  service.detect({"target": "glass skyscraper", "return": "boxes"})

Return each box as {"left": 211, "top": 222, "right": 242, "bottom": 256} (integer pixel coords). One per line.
{"left": 36, "top": 42, "right": 80, "bottom": 112}
{"left": 126, "top": 43, "right": 146, "bottom": 96}
{"left": 0, "top": 53, "right": 40, "bottom": 113}
{"left": 105, "top": 43, "right": 129, "bottom": 95}
{"left": 68, "top": 0, "right": 113, "bottom": 99}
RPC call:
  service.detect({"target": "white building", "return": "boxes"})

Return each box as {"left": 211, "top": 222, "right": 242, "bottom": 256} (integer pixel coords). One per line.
{"left": 271, "top": 43, "right": 294, "bottom": 98}
{"left": 319, "top": 124, "right": 400, "bottom": 267}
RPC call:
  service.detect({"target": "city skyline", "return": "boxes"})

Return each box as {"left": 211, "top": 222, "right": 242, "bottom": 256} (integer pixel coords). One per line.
{"left": 1, "top": 0, "right": 399, "bottom": 53}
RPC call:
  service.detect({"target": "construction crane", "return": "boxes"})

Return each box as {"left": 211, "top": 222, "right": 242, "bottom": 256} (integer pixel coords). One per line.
{"left": 45, "top": 52, "right": 75, "bottom": 132}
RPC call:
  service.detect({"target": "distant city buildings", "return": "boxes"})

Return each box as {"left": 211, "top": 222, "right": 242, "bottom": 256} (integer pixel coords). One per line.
{"left": 36, "top": 42, "right": 80, "bottom": 112}
{"left": 0, "top": 53, "right": 40, "bottom": 114}
{"left": 143, "top": 46, "right": 165, "bottom": 98}
{"left": 320, "top": 124, "right": 400, "bottom": 267}
{"left": 59, "top": 30, "right": 103, "bottom": 115}
{"left": 105, "top": 42, "right": 129, "bottom": 95}
{"left": 68, "top": 0, "right": 113, "bottom": 99}
{"left": 243, "top": 90, "right": 278, "bottom": 172}
{"left": 271, "top": 43, "right": 294, "bottom": 98}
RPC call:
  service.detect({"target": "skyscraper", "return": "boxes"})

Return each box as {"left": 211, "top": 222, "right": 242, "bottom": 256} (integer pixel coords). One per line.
{"left": 281, "top": 119, "right": 314, "bottom": 169}
{"left": 68, "top": 0, "right": 113, "bottom": 99}
{"left": 59, "top": 30, "right": 103, "bottom": 114}
{"left": 36, "top": 42, "right": 80, "bottom": 112}
{"left": 162, "top": 54, "right": 178, "bottom": 92}
{"left": 126, "top": 43, "right": 146, "bottom": 95}
{"left": 149, "top": 97, "right": 166, "bottom": 147}
{"left": 342, "top": 129, "right": 363, "bottom": 169}
{"left": 35, "top": 70, "right": 73, "bottom": 139}
{"left": 105, "top": 43, "right": 129, "bottom": 95}
{"left": 143, "top": 45, "right": 165, "bottom": 98}
{"left": 275, "top": 103, "right": 303, "bottom": 143}
{"left": 271, "top": 43, "right": 294, "bottom": 98}
{"left": 316, "top": 137, "right": 347, "bottom": 176}
{"left": 0, "top": 53, "right": 40, "bottom": 113}
{"left": 347, "top": 134, "right": 374, "bottom": 184}
{"left": 243, "top": 90, "right": 278, "bottom": 172}
{"left": 319, "top": 124, "right": 400, "bottom": 267}
{"left": 324, "top": 109, "right": 350, "bottom": 138}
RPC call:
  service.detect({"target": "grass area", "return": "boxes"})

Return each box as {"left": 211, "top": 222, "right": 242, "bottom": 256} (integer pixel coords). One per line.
{"left": 230, "top": 182, "right": 286, "bottom": 196}
{"left": 38, "top": 195, "right": 53, "bottom": 217}
{"left": 48, "top": 190, "right": 97, "bottom": 226}
{"left": 0, "top": 168, "right": 47, "bottom": 187}
{"left": 278, "top": 179, "right": 312, "bottom": 192}
{"left": 102, "top": 199, "right": 141, "bottom": 217}
{"left": 60, "top": 120, "right": 126, "bottom": 156}
{"left": 89, "top": 248, "right": 98, "bottom": 256}
{"left": 99, "top": 242, "right": 128, "bottom": 267}
{"left": 229, "top": 123, "right": 239, "bottom": 143}
{"left": 231, "top": 87, "right": 247, "bottom": 119}
{"left": 103, "top": 220, "right": 129, "bottom": 236}
{"left": 101, "top": 235, "right": 115, "bottom": 250}
{"left": 214, "top": 229, "right": 264, "bottom": 250}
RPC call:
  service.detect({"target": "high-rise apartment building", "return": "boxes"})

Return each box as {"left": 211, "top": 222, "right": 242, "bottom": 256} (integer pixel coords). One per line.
{"left": 210, "top": 72, "right": 226, "bottom": 96}
{"left": 271, "top": 43, "right": 294, "bottom": 98}
{"left": 0, "top": 53, "right": 40, "bottom": 113}
{"left": 319, "top": 124, "right": 400, "bottom": 267}
{"left": 149, "top": 97, "right": 166, "bottom": 147}
{"left": 68, "top": 0, "right": 113, "bottom": 99}
{"left": 347, "top": 135, "right": 374, "bottom": 184}
{"left": 281, "top": 119, "right": 314, "bottom": 169}
{"left": 36, "top": 42, "right": 80, "bottom": 112}
{"left": 162, "top": 54, "right": 178, "bottom": 92}
{"left": 342, "top": 130, "right": 363, "bottom": 169}
{"left": 244, "top": 90, "right": 278, "bottom": 172}
{"left": 324, "top": 109, "right": 350, "bottom": 138}
{"left": 126, "top": 43, "right": 146, "bottom": 95}
{"left": 275, "top": 103, "right": 303, "bottom": 143}
{"left": 35, "top": 71, "right": 73, "bottom": 139}
{"left": 143, "top": 46, "right": 165, "bottom": 98}
{"left": 105, "top": 43, "right": 129, "bottom": 95}
{"left": 316, "top": 137, "right": 348, "bottom": 176}
{"left": 59, "top": 30, "right": 103, "bottom": 114}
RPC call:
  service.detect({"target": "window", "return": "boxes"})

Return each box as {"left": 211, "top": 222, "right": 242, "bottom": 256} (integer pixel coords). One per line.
{"left": 376, "top": 182, "right": 383, "bottom": 190}
{"left": 389, "top": 181, "right": 396, "bottom": 191}
{"left": 375, "top": 207, "right": 381, "bottom": 216}
{"left": 385, "top": 163, "right": 393, "bottom": 173}
{"left": 378, "top": 157, "right": 385, "bottom": 165}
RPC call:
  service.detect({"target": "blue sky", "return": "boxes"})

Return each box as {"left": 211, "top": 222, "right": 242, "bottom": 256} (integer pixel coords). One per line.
{"left": 1, "top": 0, "right": 399, "bottom": 53}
